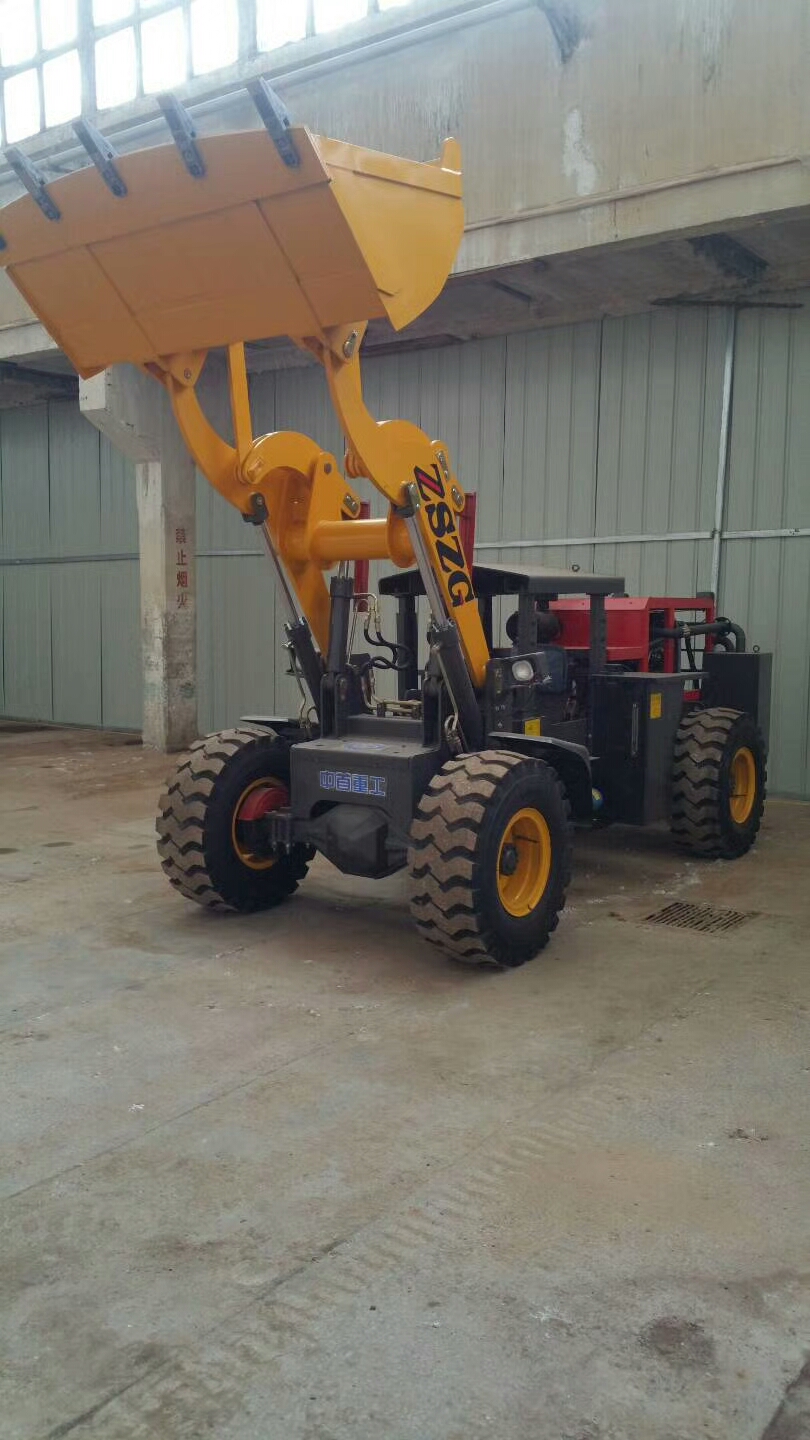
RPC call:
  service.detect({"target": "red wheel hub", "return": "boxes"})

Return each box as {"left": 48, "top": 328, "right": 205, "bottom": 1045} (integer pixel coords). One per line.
{"left": 232, "top": 778, "right": 289, "bottom": 870}
{"left": 236, "top": 782, "right": 289, "bottom": 822}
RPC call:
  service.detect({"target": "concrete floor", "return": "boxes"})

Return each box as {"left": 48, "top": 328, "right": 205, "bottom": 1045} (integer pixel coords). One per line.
{"left": 2, "top": 726, "right": 810, "bottom": 1440}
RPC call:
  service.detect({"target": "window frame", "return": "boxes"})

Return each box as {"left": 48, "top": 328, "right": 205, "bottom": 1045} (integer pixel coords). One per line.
{"left": 0, "top": 0, "right": 415, "bottom": 143}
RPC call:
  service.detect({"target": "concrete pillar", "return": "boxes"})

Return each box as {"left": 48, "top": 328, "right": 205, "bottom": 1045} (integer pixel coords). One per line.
{"left": 81, "top": 365, "right": 197, "bottom": 752}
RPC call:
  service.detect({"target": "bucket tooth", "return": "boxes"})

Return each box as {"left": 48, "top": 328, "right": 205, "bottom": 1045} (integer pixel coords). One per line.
{"left": 0, "top": 117, "right": 462, "bottom": 374}
{"left": 73, "top": 119, "right": 127, "bottom": 198}
{"left": 4, "top": 147, "right": 60, "bottom": 221}
{"left": 247, "top": 78, "right": 300, "bottom": 168}
{"left": 157, "top": 93, "right": 206, "bottom": 178}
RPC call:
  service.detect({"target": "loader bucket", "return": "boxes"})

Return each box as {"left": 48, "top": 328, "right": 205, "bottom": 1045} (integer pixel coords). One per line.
{"left": 0, "top": 124, "right": 463, "bottom": 378}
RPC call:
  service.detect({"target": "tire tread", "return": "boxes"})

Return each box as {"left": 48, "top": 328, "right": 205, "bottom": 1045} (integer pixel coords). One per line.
{"left": 156, "top": 726, "right": 308, "bottom": 911}
{"left": 407, "top": 749, "right": 572, "bottom": 968}
{"left": 671, "top": 707, "right": 766, "bottom": 859}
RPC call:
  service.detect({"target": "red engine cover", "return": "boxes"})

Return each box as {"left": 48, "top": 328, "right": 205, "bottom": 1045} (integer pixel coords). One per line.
{"left": 550, "top": 596, "right": 717, "bottom": 673}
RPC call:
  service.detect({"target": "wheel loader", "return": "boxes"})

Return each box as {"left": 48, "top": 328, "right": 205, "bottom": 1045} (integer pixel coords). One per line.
{"left": 0, "top": 86, "right": 770, "bottom": 967}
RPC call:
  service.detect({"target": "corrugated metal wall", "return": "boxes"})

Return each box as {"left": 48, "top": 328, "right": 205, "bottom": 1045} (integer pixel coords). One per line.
{"left": 195, "top": 366, "right": 299, "bottom": 732}
{"left": 2, "top": 302, "right": 809, "bottom": 795}
{"left": 722, "top": 302, "right": 810, "bottom": 798}
{"left": 0, "top": 401, "right": 140, "bottom": 729}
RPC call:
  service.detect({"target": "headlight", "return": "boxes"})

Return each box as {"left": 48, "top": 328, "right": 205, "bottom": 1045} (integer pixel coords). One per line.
{"left": 511, "top": 658, "right": 534, "bottom": 684}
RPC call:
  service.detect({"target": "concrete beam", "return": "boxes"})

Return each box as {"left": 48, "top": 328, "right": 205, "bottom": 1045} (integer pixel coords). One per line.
{"left": 0, "top": 361, "right": 76, "bottom": 407}
{"left": 458, "top": 157, "right": 810, "bottom": 276}
{"left": 0, "top": 0, "right": 806, "bottom": 293}
{"left": 80, "top": 366, "right": 197, "bottom": 752}
{"left": 0, "top": 319, "right": 57, "bottom": 362}
{"left": 0, "top": 0, "right": 807, "bottom": 369}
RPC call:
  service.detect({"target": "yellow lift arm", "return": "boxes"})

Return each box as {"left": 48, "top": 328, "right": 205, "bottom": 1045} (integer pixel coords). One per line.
{"left": 0, "top": 97, "right": 490, "bottom": 689}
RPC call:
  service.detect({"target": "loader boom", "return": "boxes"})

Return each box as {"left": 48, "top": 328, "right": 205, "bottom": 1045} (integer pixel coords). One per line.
{"left": 0, "top": 104, "right": 490, "bottom": 693}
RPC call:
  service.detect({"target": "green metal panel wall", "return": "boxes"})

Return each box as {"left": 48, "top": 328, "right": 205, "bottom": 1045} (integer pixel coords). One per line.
{"left": 1, "top": 304, "right": 806, "bottom": 794}
{"left": 0, "top": 401, "right": 140, "bottom": 730}
{"left": 722, "top": 300, "right": 810, "bottom": 797}
{"left": 195, "top": 368, "right": 292, "bottom": 735}
{"left": 591, "top": 309, "right": 724, "bottom": 596}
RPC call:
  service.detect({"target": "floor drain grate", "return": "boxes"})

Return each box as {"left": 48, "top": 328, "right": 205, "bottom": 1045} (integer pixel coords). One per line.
{"left": 645, "top": 901, "right": 757, "bottom": 934}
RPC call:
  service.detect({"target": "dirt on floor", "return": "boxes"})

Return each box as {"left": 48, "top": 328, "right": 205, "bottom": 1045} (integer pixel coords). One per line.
{"left": 1, "top": 726, "right": 809, "bottom": 1440}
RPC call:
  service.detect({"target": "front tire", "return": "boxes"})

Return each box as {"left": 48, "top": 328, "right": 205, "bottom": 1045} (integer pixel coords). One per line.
{"left": 407, "top": 750, "right": 572, "bottom": 968}
{"left": 156, "top": 726, "right": 312, "bottom": 912}
{"left": 671, "top": 707, "right": 766, "bottom": 858}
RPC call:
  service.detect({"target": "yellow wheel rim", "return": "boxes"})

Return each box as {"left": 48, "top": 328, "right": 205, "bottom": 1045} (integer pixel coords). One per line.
{"left": 496, "top": 807, "right": 552, "bottom": 918}
{"left": 231, "top": 777, "right": 284, "bottom": 871}
{"left": 729, "top": 746, "right": 757, "bottom": 825}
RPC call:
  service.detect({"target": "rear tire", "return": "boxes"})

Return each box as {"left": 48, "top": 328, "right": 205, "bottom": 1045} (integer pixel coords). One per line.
{"left": 156, "top": 726, "right": 312, "bottom": 912}
{"left": 408, "top": 750, "right": 572, "bottom": 968}
{"left": 671, "top": 707, "right": 766, "bottom": 859}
